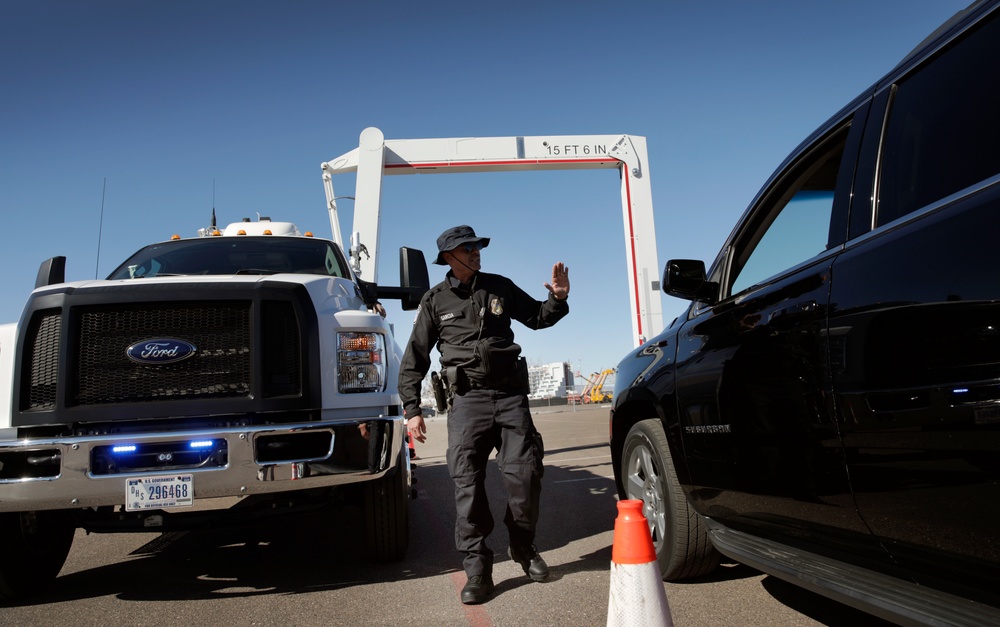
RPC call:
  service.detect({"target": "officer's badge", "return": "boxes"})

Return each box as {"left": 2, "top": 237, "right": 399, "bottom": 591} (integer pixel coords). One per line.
{"left": 490, "top": 297, "right": 503, "bottom": 316}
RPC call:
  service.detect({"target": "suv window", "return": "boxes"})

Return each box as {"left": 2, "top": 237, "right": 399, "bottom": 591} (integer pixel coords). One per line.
{"left": 729, "top": 128, "right": 848, "bottom": 295}
{"left": 877, "top": 10, "right": 1000, "bottom": 226}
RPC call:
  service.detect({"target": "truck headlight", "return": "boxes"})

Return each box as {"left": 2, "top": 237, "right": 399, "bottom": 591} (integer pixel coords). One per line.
{"left": 337, "top": 332, "right": 385, "bottom": 393}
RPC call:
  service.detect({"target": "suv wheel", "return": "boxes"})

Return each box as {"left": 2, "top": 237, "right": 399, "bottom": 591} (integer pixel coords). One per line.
{"left": 621, "top": 419, "right": 719, "bottom": 580}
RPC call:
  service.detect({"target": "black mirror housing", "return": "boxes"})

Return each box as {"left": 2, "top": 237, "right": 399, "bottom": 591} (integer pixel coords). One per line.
{"left": 35, "top": 256, "right": 66, "bottom": 289}
{"left": 398, "top": 247, "right": 429, "bottom": 310}
{"left": 663, "top": 259, "right": 718, "bottom": 304}
{"left": 364, "top": 247, "right": 430, "bottom": 311}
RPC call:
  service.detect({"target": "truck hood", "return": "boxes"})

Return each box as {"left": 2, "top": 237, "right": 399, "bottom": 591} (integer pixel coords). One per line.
{"left": 30, "top": 274, "right": 366, "bottom": 308}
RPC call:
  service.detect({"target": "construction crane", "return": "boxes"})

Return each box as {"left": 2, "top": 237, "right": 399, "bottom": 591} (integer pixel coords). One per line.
{"left": 574, "top": 371, "right": 597, "bottom": 403}
{"left": 574, "top": 369, "right": 616, "bottom": 404}
{"left": 588, "top": 369, "right": 616, "bottom": 403}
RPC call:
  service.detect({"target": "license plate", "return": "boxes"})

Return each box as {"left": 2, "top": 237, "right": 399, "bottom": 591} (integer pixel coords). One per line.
{"left": 975, "top": 406, "right": 1000, "bottom": 425}
{"left": 126, "top": 474, "right": 194, "bottom": 511}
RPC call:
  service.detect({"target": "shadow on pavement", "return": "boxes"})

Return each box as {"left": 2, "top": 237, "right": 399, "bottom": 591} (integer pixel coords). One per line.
{"left": 3, "top": 454, "right": 619, "bottom": 606}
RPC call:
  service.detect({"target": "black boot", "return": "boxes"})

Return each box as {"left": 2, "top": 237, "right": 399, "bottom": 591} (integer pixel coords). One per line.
{"left": 508, "top": 545, "right": 549, "bottom": 582}
{"left": 461, "top": 574, "right": 495, "bottom": 604}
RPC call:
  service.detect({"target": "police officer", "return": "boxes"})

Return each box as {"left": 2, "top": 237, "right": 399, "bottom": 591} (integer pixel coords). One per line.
{"left": 399, "top": 225, "right": 570, "bottom": 605}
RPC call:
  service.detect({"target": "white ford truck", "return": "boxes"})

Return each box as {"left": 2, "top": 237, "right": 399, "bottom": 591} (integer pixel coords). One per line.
{"left": 0, "top": 216, "right": 428, "bottom": 599}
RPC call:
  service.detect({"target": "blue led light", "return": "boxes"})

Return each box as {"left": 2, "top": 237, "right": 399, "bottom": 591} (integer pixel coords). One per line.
{"left": 189, "top": 440, "right": 214, "bottom": 449}
{"left": 953, "top": 388, "right": 970, "bottom": 394}
{"left": 112, "top": 445, "right": 137, "bottom": 454}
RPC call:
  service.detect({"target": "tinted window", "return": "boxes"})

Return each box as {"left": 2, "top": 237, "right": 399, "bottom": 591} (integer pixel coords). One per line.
{"left": 729, "top": 129, "right": 848, "bottom": 295}
{"left": 877, "top": 11, "right": 1000, "bottom": 226}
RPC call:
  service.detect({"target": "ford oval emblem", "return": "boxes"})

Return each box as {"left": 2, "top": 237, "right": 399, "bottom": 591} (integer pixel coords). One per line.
{"left": 126, "top": 338, "right": 197, "bottom": 365}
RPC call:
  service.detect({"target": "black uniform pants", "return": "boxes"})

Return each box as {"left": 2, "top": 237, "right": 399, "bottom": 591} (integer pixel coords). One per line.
{"left": 446, "top": 388, "right": 544, "bottom": 578}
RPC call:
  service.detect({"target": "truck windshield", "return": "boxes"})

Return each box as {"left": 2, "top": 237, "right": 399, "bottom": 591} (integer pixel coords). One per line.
{"left": 106, "top": 237, "right": 352, "bottom": 280}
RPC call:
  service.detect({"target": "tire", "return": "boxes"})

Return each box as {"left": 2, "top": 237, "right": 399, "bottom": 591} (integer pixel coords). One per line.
{"left": 363, "top": 453, "right": 409, "bottom": 562}
{"left": 0, "top": 510, "right": 75, "bottom": 600}
{"left": 621, "top": 419, "right": 719, "bottom": 580}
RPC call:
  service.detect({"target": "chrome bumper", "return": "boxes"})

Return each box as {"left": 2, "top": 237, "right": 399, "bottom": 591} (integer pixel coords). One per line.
{"left": 0, "top": 416, "right": 405, "bottom": 513}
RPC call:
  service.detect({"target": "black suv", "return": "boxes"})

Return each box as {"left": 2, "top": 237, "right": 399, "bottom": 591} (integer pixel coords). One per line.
{"left": 609, "top": 2, "right": 1000, "bottom": 624}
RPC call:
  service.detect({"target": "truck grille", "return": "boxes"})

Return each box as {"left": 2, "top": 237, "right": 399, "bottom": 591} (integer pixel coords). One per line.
{"left": 17, "top": 284, "right": 311, "bottom": 424}
{"left": 24, "top": 310, "right": 62, "bottom": 410}
{"left": 74, "top": 302, "right": 254, "bottom": 405}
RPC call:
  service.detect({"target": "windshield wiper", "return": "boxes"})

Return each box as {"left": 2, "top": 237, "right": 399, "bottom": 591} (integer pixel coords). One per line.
{"left": 132, "top": 273, "right": 187, "bottom": 278}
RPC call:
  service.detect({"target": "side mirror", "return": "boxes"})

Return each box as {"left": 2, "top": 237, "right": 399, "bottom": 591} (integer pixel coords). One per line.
{"left": 35, "top": 256, "right": 66, "bottom": 289}
{"left": 365, "top": 247, "right": 430, "bottom": 311}
{"left": 398, "top": 247, "right": 429, "bottom": 310}
{"left": 663, "top": 259, "right": 718, "bottom": 304}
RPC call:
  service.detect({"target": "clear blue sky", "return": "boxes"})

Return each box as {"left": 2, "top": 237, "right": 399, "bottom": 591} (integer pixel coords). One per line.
{"left": 1, "top": 0, "right": 971, "bottom": 379}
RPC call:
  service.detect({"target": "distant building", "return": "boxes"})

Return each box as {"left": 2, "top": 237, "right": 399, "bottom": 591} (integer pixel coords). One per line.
{"left": 528, "top": 362, "right": 575, "bottom": 400}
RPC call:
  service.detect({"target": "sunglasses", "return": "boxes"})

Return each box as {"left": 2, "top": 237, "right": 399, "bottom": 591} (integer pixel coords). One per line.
{"left": 462, "top": 242, "right": 484, "bottom": 253}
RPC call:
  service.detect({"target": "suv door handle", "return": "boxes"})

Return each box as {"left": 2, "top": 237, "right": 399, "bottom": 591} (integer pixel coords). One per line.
{"left": 768, "top": 300, "right": 818, "bottom": 323}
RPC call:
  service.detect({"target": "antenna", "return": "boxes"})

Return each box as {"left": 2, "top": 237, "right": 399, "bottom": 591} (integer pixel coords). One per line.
{"left": 95, "top": 178, "right": 107, "bottom": 279}
{"left": 211, "top": 179, "right": 217, "bottom": 228}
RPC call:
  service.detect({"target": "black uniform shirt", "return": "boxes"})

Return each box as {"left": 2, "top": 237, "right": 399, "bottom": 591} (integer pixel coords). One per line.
{"left": 399, "top": 270, "right": 568, "bottom": 417}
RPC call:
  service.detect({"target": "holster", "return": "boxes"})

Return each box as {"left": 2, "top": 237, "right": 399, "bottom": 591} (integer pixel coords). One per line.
{"left": 431, "top": 370, "right": 451, "bottom": 412}
{"left": 444, "top": 365, "right": 469, "bottom": 398}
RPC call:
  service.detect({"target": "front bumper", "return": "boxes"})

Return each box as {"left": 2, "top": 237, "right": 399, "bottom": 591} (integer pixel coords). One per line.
{"left": 0, "top": 416, "right": 406, "bottom": 512}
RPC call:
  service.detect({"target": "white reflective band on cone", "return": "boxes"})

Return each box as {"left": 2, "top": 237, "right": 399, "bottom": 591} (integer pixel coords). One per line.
{"left": 606, "top": 561, "right": 673, "bottom": 627}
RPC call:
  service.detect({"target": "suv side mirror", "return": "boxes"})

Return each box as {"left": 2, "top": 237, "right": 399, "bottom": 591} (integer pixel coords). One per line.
{"left": 663, "top": 259, "right": 719, "bottom": 304}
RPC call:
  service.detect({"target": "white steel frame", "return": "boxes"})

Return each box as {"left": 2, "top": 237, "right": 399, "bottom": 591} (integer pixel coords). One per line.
{"left": 322, "top": 127, "right": 662, "bottom": 346}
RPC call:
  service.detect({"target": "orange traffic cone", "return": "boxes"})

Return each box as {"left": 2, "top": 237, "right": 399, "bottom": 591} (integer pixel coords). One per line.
{"left": 407, "top": 428, "right": 418, "bottom": 460}
{"left": 607, "top": 499, "right": 673, "bottom": 627}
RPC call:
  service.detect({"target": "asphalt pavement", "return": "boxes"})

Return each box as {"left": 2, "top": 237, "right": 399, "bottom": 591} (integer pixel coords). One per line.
{"left": 1, "top": 405, "right": 891, "bottom": 626}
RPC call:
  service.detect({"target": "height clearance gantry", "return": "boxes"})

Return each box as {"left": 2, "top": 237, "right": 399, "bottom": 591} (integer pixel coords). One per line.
{"left": 321, "top": 127, "right": 662, "bottom": 347}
